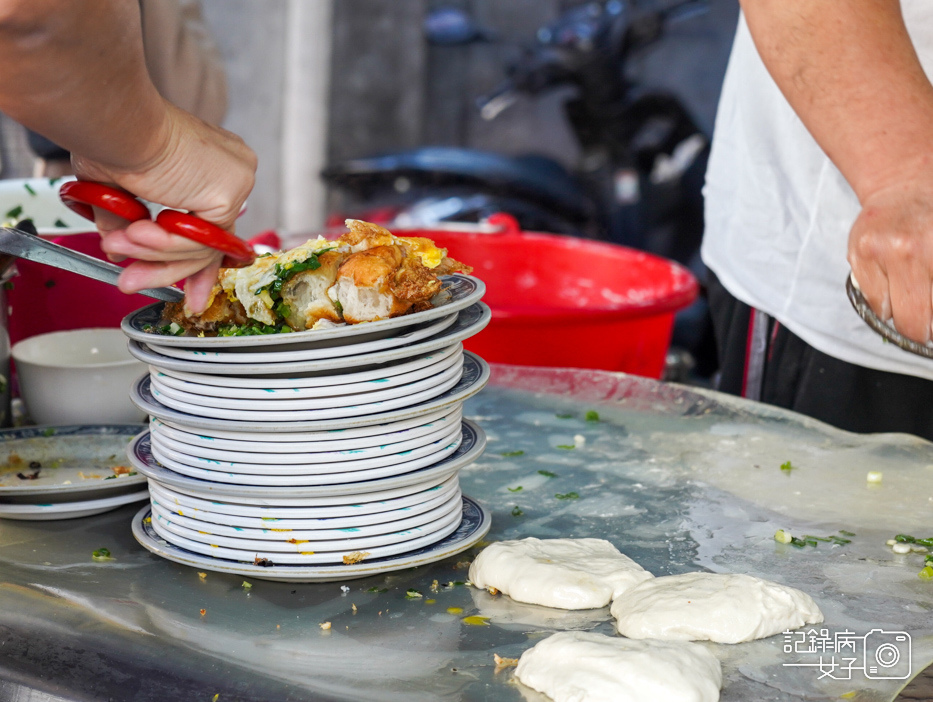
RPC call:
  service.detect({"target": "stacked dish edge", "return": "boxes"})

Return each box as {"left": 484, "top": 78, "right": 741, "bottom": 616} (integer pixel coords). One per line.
{"left": 122, "top": 274, "right": 494, "bottom": 581}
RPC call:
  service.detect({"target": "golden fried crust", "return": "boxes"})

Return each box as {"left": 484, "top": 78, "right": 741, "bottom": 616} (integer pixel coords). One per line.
{"left": 337, "top": 246, "right": 404, "bottom": 288}
{"left": 162, "top": 290, "right": 248, "bottom": 334}
{"left": 392, "top": 255, "right": 442, "bottom": 304}
{"left": 434, "top": 255, "right": 473, "bottom": 276}
{"left": 340, "top": 219, "right": 395, "bottom": 247}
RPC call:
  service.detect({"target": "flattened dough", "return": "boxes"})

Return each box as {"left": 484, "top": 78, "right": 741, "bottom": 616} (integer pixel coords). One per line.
{"left": 611, "top": 572, "right": 823, "bottom": 644}
{"left": 515, "top": 631, "right": 722, "bottom": 702}
{"left": 469, "top": 538, "right": 653, "bottom": 610}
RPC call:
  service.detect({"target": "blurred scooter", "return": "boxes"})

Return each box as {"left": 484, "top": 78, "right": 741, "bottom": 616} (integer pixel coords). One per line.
{"left": 323, "top": 0, "right": 715, "bottom": 377}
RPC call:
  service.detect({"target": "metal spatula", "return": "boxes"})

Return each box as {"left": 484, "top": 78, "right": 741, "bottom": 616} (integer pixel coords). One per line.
{"left": 0, "top": 223, "right": 183, "bottom": 302}
{"left": 845, "top": 272, "right": 933, "bottom": 359}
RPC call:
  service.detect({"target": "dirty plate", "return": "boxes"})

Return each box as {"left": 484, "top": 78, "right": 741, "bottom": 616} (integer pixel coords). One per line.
{"left": 150, "top": 344, "right": 462, "bottom": 398}
{"left": 147, "top": 473, "right": 460, "bottom": 513}
{"left": 147, "top": 498, "right": 463, "bottom": 564}
{"left": 127, "top": 419, "right": 485, "bottom": 499}
{"left": 147, "top": 477, "right": 460, "bottom": 528}
{"left": 123, "top": 274, "right": 484, "bottom": 349}
{"left": 149, "top": 406, "right": 462, "bottom": 454}
{"left": 148, "top": 427, "right": 462, "bottom": 485}
{"left": 149, "top": 491, "right": 462, "bottom": 550}
{"left": 146, "top": 356, "right": 463, "bottom": 415}
{"left": 132, "top": 495, "right": 490, "bottom": 582}
{"left": 150, "top": 417, "right": 458, "bottom": 465}
{"left": 0, "top": 487, "right": 149, "bottom": 520}
{"left": 127, "top": 302, "right": 490, "bottom": 376}
{"left": 131, "top": 352, "right": 489, "bottom": 432}
{"left": 146, "top": 312, "right": 457, "bottom": 363}
{"left": 0, "top": 425, "right": 145, "bottom": 499}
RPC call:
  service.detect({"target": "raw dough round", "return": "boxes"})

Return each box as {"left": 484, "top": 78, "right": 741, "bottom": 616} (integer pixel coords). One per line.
{"left": 611, "top": 572, "right": 823, "bottom": 644}
{"left": 469, "top": 538, "right": 653, "bottom": 610}
{"left": 515, "top": 631, "right": 722, "bottom": 702}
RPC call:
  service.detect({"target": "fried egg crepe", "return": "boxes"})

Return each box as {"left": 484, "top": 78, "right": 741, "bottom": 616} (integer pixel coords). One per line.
{"left": 162, "top": 219, "right": 471, "bottom": 335}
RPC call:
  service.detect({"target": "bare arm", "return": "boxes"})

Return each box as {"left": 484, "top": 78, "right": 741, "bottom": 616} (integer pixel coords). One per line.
{"left": 742, "top": 0, "right": 933, "bottom": 342}
{"left": 0, "top": 0, "right": 255, "bottom": 311}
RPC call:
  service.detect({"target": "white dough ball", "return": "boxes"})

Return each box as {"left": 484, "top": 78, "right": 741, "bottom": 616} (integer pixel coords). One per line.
{"left": 515, "top": 631, "right": 722, "bottom": 702}
{"left": 611, "top": 572, "right": 823, "bottom": 644}
{"left": 469, "top": 538, "right": 654, "bottom": 610}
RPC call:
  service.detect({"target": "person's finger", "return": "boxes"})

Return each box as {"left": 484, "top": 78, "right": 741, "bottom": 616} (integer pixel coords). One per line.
{"left": 100, "top": 223, "right": 216, "bottom": 262}
{"left": 183, "top": 259, "right": 223, "bottom": 314}
{"left": 124, "top": 219, "right": 216, "bottom": 254}
{"left": 116, "top": 253, "right": 222, "bottom": 294}
{"left": 887, "top": 261, "right": 933, "bottom": 343}
{"left": 849, "top": 254, "right": 892, "bottom": 321}
{"left": 91, "top": 205, "right": 133, "bottom": 236}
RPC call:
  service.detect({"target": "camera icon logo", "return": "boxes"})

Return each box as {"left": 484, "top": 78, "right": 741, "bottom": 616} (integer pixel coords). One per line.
{"left": 863, "top": 629, "right": 912, "bottom": 680}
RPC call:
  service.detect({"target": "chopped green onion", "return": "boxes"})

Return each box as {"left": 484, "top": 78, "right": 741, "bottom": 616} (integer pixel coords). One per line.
{"left": 54, "top": 218, "right": 68, "bottom": 228}
{"left": 919, "top": 566, "right": 933, "bottom": 581}
{"left": 585, "top": 410, "right": 600, "bottom": 422}
{"left": 241, "top": 581, "right": 253, "bottom": 590}
{"left": 780, "top": 461, "right": 795, "bottom": 473}
{"left": 23, "top": 183, "right": 36, "bottom": 196}
{"left": 5, "top": 205, "right": 22, "bottom": 219}
{"left": 405, "top": 588, "right": 423, "bottom": 599}
{"left": 366, "top": 586, "right": 388, "bottom": 593}
{"left": 537, "top": 470, "right": 557, "bottom": 478}
{"left": 839, "top": 530, "right": 856, "bottom": 537}
{"left": 511, "top": 506, "right": 523, "bottom": 517}
{"left": 92, "top": 547, "right": 112, "bottom": 561}
{"left": 556, "top": 444, "right": 575, "bottom": 450}
{"left": 48, "top": 177, "right": 61, "bottom": 186}
{"left": 774, "top": 529, "right": 793, "bottom": 544}
{"left": 507, "top": 486, "right": 522, "bottom": 493}
{"left": 500, "top": 450, "right": 524, "bottom": 457}
{"left": 555, "top": 492, "right": 579, "bottom": 500}
{"left": 333, "top": 299, "right": 344, "bottom": 315}
{"left": 555, "top": 413, "right": 573, "bottom": 419}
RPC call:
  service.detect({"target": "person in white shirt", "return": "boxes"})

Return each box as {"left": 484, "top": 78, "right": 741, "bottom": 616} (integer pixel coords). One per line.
{"left": 703, "top": 1, "right": 933, "bottom": 438}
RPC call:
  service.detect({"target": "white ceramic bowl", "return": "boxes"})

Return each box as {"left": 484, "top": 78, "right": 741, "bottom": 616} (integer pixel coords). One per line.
{"left": 13, "top": 328, "right": 147, "bottom": 424}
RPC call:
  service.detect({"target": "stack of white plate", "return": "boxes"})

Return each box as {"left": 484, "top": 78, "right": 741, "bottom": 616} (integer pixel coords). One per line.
{"left": 122, "top": 274, "right": 493, "bottom": 581}
{"left": 0, "top": 425, "right": 149, "bottom": 520}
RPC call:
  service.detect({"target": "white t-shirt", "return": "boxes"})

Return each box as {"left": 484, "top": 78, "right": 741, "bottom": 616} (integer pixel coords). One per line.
{"left": 703, "top": 4, "right": 933, "bottom": 381}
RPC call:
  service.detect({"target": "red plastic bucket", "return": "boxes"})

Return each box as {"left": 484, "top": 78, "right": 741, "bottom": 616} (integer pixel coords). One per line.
{"left": 399, "top": 215, "right": 698, "bottom": 377}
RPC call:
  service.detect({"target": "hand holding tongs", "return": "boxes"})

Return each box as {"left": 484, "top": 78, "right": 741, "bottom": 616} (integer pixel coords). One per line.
{"left": 58, "top": 180, "right": 255, "bottom": 268}
{"left": 845, "top": 272, "right": 933, "bottom": 359}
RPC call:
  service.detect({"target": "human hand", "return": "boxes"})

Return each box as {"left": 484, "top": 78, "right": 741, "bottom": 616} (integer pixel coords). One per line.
{"left": 848, "top": 178, "right": 933, "bottom": 344}
{"left": 71, "top": 102, "right": 257, "bottom": 312}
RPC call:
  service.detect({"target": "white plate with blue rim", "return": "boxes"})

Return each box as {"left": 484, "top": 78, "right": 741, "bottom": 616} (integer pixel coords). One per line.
{"left": 146, "top": 353, "right": 463, "bottom": 413}
{"left": 149, "top": 406, "right": 462, "bottom": 454}
{"left": 150, "top": 422, "right": 462, "bottom": 477}
{"left": 123, "top": 274, "right": 484, "bottom": 349}
{"left": 147, "top": 476, "right": 460, "bottom": 528}
{"left": 132, "top": 495, "right": 491, "bottom": 581}
{"left": 149, "top": 489, "right": 463, "bottom": 546}
{"left": 150, "top": 416, "right": 458, "bottom": 464}
{"left": 150, "top": 342, "right": 462, "bottom": 394}
{"left": 0, "top": 487, "right": 149, "bottom": 520}
{"left": 148, "top": 498, "right": 463, "bottom": 564}
{"left": 127, "top": 302, "right": 490, "bottom": 376}
{"left": 0, "top": 424, "right": 146, "bottom": 499}
{"left": 131, "top": 351, "right": 489, "bottom": 432}
{"left": 147, "top": 473, "right": 461, "bottom": 514}
{"left": 148, "top": 427, "right": 462, "bottom": 485}
{"left": 146, "top": 312, "right": 457, "bottom": 363}
{"left": 127, "top": 418, "right": 485, "bottom": 499}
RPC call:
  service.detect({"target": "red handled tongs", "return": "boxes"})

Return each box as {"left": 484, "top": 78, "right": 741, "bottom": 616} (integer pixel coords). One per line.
{"left": 59, "top": 181, "right": 255, "bottom": 268}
